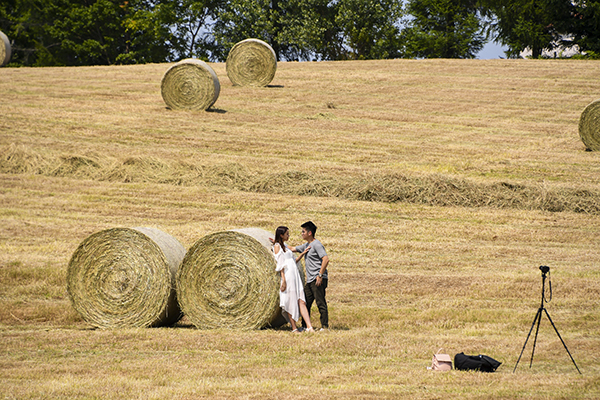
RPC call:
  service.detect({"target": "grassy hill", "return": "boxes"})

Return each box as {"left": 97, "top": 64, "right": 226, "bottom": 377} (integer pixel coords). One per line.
{"left": 1, "top": 59, "right": 599, "bottom": 399}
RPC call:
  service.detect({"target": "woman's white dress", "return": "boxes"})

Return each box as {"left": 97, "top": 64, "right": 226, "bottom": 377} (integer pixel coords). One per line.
{"left": 274, "top": 245, "right": 305, "bottom": 322}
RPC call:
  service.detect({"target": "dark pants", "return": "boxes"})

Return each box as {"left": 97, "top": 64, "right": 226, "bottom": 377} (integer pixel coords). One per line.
{"left": 303, "top": 278, "right": 328, "bottom": 328}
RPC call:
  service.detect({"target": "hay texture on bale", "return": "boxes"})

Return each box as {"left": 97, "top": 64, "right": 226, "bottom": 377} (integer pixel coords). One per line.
{"left": 226, "top": 39, "right": 277, "bottom": 87}
{"left": 161, "top": 59, "right": 220, "bottom": 111}
{"left": 579, "top": 99, "right": 600, "bottom": 151}
{"left": 176, "top": 228, "right": 282, "bottom": 330}
{"left": 67, "top": 227, "right": 185, "bottom": 328}
{"left": 0, "top": 30, "right": 11, "bottom": 67}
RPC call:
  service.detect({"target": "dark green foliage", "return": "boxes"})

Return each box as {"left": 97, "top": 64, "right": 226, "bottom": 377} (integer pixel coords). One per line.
{"left": 335, "top": 0, "right": 404, "bottom": 60}
{"left": 559, "top": 0, "right": 600, "bottom": 57}
{"left": 4, "top": 0, "right": 600, "bottom": 65}
{"left": 210, "top": 0, "right": 278, "bottom": 61}
{"left": 0, "top": 0, "right": 177, "bottom": 66}
{"left": 0, "top": 0, "right": 42, "bottom": 65}
{"left": 483, "top": 0, "right": 559, "bottom": 58}
{"left": 155, "top": 0, "right": 223, "bottom": 61}
{"left": 210, "top": 0, "right": 345, "bottom": 61}
{"left": 276, "top": 0, "right": 344, "bottom": 61}
{"left": 401, "top": 0, "right": 484, "bottom": 59}
{"left": 481, "top": 0, "right": 600, "bottom": 59}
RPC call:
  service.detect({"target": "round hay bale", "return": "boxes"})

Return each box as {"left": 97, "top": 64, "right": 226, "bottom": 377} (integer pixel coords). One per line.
{"left": 176, "top": 228, "right": 281, "bottom": 329}
{"left": 67, "top": 227, "right": 186, "bottom": 328}
{"left": 161, "top": 58, "right": 220, "bottom": 111}
{"left": 0, "top": 30, "right": 11, "bottom": 67}
{"left": 226, "top": 39, "right": 277, "bottom": 87}
{"left": 579, "top": 99, "right": 600, "bottom": 151}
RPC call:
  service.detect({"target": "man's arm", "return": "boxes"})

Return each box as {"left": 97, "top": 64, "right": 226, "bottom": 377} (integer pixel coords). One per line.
{"left": 315, "top": 255, "right": 329, "bottom": 286}
{"left": 291, "top": 243, "right": 307, "bottom": 253}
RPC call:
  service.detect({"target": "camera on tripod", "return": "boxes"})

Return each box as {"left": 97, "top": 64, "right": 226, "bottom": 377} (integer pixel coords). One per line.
{"left": 514, "top": 265, "right": 581, "bottom": 374}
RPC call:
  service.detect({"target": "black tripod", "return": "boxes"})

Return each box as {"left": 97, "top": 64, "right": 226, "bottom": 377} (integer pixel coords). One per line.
{"left": 513, "top": 266, "right": 581, "bottom": 374}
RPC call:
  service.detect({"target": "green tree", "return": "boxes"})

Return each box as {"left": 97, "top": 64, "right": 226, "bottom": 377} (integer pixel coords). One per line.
{"left": 0, "top": 0, "right": 30, "bottom": 65}
{"left": 210, "top": 0, "right": 274, "bottom": 60}
{"left": 119, "top": 0, "right": 181, "bottom": 63}
{"left": 0, "top": 0, "right": 49, "bottom": 65}
{"left": 0, "top": 0, "right": 176, "bottom": 66}
{"left": 47, "top": 0, "right": 177, "bottom": 65}
{"left": 211, "top": 0, "right": 336, "bottom": 61}
{"left": 482, "top": 0, "right": 564, "bottom": 58}
{"left": 274, "top": 0, "right": 344, "bottom": 61}
{"left": 159, "top": 0, "right": 224, "bottom": 60}
{"left": 335, "top": 0, "right": 404, "bottom": 60}
{"left": 401, "top": 0, "right": 485, "bottom": 59}
{"left": 211, "top": 0, "right": 404, "bottom": 61}
{"left": 558, "top": 0, "right": 600, "bottom": 57}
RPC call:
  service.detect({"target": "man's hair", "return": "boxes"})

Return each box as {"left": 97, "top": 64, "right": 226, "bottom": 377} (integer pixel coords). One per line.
{"left": 301, "top": 221, "right": 317, "bottom": 237}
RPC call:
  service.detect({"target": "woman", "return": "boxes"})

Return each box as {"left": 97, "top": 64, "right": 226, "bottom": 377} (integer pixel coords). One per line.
{"left": 273, "top": 226, "right": 315, "bottom": 333}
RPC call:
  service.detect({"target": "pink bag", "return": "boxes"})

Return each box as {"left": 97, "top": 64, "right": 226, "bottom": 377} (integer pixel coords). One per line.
{"left": 431, "top": 349, "right": 453, "bottom": 371}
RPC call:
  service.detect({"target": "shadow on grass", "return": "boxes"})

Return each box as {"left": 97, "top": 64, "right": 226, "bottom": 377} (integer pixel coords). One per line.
{"left": 162, "top": 107, "right": 227, "bottom": 113}
{"left": 207, "top": 107, "right": 227, "bottom": 114}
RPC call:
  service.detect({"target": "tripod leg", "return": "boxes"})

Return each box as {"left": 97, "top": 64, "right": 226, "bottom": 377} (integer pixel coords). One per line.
{"left": 529, "top": 307, "right": 544, "bottom": 368}
{"left": 543, "top": 308, "right": 582, "bottom": 374}
{"left": 513, "top": 308, "right": 542, "bottom": 373}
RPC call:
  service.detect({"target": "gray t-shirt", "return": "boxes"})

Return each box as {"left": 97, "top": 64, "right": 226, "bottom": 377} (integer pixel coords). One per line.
{"left": 296, "top": 239, "right": 327, "bottom": 283}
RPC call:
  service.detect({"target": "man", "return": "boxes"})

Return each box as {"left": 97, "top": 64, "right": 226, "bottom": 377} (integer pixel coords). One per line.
{"left": 290, "top": 221, "right": 329, "bottom": 330}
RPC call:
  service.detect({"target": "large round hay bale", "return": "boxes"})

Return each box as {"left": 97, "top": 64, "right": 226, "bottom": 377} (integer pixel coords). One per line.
{"left": 67, "top": 227, "right": 185, "bottom": 328}
{"left": 226, "top": 39, "right": 277, "bottom": 87}
{"left": 0, "top": 31, "right": 11, "bottom": 67}
{"left": 579, "top": 99, "right": 600, "bottom": 151}
{"left": 176, "top": 228, "right": 281, "bottom": 330}
{"left": 161, "top": 59, "right": 220, "bottom": 111}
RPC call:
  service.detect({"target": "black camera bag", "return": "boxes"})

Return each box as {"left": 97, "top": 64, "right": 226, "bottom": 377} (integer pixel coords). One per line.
{"left": 454, "top": 352, "right": 501, "bottom": 372}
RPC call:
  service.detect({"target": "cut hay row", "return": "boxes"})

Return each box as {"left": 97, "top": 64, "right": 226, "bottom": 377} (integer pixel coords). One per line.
{"left": 67, "top": 227, "right": 185, "bottom": 328}
{"left": 4, "top": 144, "right": 598, "bottom": 215}
{"left": 226, "top": 39, "right": 277, "bottom": 87}
{"left": 176, "top": 228, "right": 282, "bottom": 330}
{"left": 161, "top": 59, "right": 220, "bottom": 111}
{"left": 0, "top": 30, "right": 10, "bottom": 67}
{"left": 579, "top": 98, "right": 600, "bottom": 151}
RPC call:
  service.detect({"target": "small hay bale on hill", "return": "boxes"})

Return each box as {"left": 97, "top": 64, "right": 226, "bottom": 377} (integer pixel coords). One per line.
{"left": 226, "top": 39, "right": 277, "bottom": 87}
{"left": 161, "top": 59, "right": 220, "bottom": 111}
{"left": 579, "top": 99, "right": 600, "bottom": 151}
{"left": 176, "top": 228, "right": 282, "bottom": 330}
{"left": 67, "top": 227, "right": 185, "bottom": 328}
{"left": 0, "top": 30, "right": 11, "bottom": 67}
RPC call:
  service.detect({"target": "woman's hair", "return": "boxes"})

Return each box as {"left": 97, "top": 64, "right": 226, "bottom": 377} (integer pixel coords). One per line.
{"left": 274, "top": 226, "right": 288, "bottom": 252}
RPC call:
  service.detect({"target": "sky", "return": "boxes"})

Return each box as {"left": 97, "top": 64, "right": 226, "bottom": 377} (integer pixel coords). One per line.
{"left": 477, "top": 40, "right": 508, "bottom": 59}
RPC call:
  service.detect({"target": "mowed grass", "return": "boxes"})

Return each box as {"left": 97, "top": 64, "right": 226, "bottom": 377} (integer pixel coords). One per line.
{"left": 1, "top": 59, "right": 600, "bottom": 399}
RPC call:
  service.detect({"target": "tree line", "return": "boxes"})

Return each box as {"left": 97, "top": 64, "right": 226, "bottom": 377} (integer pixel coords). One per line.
{"left": 1, "top": 0, "right": 599, "bottom": 67}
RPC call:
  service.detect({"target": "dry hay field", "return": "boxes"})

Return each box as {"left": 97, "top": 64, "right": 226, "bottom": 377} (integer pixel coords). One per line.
{"left": 1, "top": 58, "right": 600, "bottom": 399}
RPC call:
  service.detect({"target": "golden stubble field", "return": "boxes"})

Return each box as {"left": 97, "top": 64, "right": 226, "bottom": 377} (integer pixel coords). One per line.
{"left": 1, "top": 59, "right": 600, "bottom": 399}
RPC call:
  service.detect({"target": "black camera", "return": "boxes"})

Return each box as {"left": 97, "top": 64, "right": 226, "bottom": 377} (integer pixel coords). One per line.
{"left": 539, "top": 265, "right": 550, "bottom": 274}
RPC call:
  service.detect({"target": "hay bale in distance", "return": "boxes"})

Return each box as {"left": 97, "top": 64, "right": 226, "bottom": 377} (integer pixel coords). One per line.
{"left": 67, "top": 227, "right": 185, "bottom": 328}
{"left": 0, "top": 31, "right": 11, "bottom": 67}
{"left": 161, "top": 59, "right": 220, "bottom": 111}
{"left": 226, "top": 39, "right": 277, "bottom": 87}
{"left": 176, "top": 228, "right": 281, "bottom": 330}
{"left": 579, "top": 99, "right": 600, "bottom": 151}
